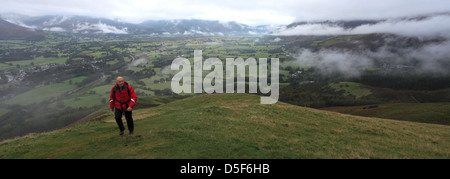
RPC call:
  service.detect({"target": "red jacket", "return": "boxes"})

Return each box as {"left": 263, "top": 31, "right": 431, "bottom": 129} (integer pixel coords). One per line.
{"left": 109, "top": 81, "right": 137, "bottom": 111}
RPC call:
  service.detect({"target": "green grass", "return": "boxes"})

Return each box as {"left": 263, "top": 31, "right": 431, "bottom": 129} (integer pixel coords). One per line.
{"left": 62, "top": 95, "right": 105, "bottom": 108}
{"left": 59, "top": 81, "right": 110, "bottom": 108}
{"left": 69, "top": 76, "right": 88, "bottom": 84}
{"left": 329, "top": 82, "right": 372, "bottom": 99}
{"left": 141, "top": 76, "right": 171, "bottom": 90}
{"left": 91, "top": 84, "right": 112, "bottom": 95}
{"left": 0, "top": 93, "right": 448, "bottom": 159}
{"left": 106, "top": 59, "right": 119, "bottom": 65}
{"left": 331, "top": 103, "right": 450, "bottom": 125}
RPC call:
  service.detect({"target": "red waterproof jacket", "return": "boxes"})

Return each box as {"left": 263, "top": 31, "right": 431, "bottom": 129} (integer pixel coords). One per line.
{"left": 109, "top": 81, "right": 137, "bottom": 111}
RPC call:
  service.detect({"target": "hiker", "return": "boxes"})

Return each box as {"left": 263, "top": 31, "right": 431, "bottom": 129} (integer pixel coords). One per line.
{"left": 109, "top": 76, "right": 137, "bottom": 135}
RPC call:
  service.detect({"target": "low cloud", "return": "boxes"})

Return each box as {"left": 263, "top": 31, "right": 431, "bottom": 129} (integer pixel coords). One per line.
{"left": 292, "top": 40, "right": 450, "bottom": 77}
{"left": 408, "top": 41, "right": 450, "bottom": 74}
{"left": 73, "top": 21, "right": 128, "bottom": 34}
{"left": 275, "top": 14, "right": 450, "bottom": 39}
{"left": 293, "top": 49, "right": 373, "bottom": 78}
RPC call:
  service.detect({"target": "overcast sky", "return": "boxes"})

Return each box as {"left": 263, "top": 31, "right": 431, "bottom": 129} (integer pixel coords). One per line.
{"left": 1, "top": 0, "right": 450, "bottom": 25}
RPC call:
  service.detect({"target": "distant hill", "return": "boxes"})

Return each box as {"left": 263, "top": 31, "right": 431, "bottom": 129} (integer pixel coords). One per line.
{"left": 0, "top": 18, "right": 45, "bottom": 40}
{"left": 0, "top": 14, "right": 275, "bottom": 35}
{"left": 285, "top": 20, "right": 381, "bottom": 29}
{"left": 139, "top": 19, "right": 270, "bottom": 35}
{"left": 0, "top": 93, "right": 448, "bottom": 158}
{"left": 2, "top": 15, "right": 135, "bottom": 34}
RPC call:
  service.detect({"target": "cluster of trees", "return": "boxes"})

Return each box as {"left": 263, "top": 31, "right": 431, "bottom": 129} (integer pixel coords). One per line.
{"left": 353, "top": 71, "right": 450, "bottom": 90}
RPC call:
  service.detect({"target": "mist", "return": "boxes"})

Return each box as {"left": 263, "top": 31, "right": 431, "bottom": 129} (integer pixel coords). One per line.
{"left": 293, "top": 49, "right": 372, "bottom": 78}
{"left": 292, "top": 40, "right": 450, "bottom": 78}
{"left": 278, "top": 12, "right": 450, "bottom": 78}
{"left": 275, "top": 14, "right": 450, "bottom": 39}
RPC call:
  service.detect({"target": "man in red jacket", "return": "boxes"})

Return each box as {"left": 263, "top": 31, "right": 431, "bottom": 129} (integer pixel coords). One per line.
{"left": 110, "top": 76, "right": 137, "bottom": 135}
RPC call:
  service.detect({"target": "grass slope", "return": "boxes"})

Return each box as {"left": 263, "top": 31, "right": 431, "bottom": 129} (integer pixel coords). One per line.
{"left": 0, "top": 94, "right": 448, "bottom": 159}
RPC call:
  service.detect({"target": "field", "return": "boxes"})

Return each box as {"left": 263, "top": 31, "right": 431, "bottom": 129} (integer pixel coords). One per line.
{"left": 0, "top": 94, "right": 448, "bottom": 159}
{"left": 328, "top": 82, "right": 372, "bottom": 99}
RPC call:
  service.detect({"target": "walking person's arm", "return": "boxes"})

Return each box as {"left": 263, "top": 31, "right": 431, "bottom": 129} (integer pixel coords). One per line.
{"left": 127, "top": 85, "right": 138, "bottom": 111}
{"left": 109, "top": 87, "right": 115, "bottom": 111}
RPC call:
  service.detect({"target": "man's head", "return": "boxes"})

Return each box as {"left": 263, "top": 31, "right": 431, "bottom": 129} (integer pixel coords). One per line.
{"left": 116, "top": 76, "right": 125, "bottom": 87}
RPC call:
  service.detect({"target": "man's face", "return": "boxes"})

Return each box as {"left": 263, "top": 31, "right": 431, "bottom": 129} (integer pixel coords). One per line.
{"left": 117, "top": 78, "right": 124, "bottom": 87}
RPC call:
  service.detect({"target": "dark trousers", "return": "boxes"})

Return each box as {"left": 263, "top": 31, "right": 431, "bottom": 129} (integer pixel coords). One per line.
{"left": 114, "top": 108, "right": 134, "bottom": 132}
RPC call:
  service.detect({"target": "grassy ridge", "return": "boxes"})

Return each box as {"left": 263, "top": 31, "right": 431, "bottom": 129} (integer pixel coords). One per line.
{"left": 0, "top": 93, "right": 448, "bottom": 158}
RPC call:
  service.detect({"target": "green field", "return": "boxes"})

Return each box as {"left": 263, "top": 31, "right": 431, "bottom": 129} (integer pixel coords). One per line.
{"left": 59, "top": 84, "right": 112, "bottom": 108}
{"left": 1, "top": 93, "right": 448, "bottom": 159}
{"left": 328, "top": 82, "right": 372, "bottom": 99}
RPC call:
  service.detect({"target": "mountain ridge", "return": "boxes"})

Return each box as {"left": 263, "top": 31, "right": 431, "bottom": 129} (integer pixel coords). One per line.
{"left": 274, "top": 12, "right": 450, "bottom": 37}
{"left": 0, "top": 13, "right": 277, "bottom": 35}
{"left": 0, "top": 18, "right": 45, "bottom": 40}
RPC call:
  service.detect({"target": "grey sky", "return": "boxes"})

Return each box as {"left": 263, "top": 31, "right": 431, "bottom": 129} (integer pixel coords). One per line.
{"left": 1, "top": 0, "right": 450, "bottom": 25}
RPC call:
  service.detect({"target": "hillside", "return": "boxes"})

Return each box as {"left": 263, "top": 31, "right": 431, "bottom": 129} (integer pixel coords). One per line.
{"left": 0, "top": 18, "right": 45, "bottom": 40}
{"left": 325, "top": 102, "right": 450, "bottom": 125}
{"left": 0, "top": 93, "right": 449, "bottom": 159}
{"left": 0, "top": 14, "right": 272, "bottom": 35}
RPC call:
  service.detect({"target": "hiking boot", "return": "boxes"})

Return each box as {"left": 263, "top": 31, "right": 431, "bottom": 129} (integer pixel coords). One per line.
{"left": 119, "top": 131, "right": 124, "bottom": 135}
